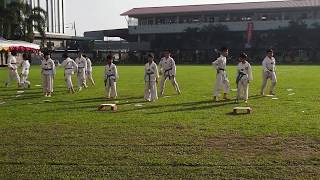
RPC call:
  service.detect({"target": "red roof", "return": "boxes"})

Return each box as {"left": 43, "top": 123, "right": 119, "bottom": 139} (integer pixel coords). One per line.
{"left": 121, "top": 0, "right": 320, "bottom": 16}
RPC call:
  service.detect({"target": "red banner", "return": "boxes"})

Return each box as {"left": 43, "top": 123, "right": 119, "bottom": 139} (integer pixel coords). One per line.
{"left": 247, "top": 22, "right": 254, "bottom": 44}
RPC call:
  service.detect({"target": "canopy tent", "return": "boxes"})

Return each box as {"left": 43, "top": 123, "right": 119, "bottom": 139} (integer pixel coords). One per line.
{"left": 0, "top": 40, "right": 40, "bottom": 52}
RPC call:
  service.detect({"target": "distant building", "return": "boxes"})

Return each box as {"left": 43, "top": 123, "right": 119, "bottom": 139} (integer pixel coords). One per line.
{"left": 121, "top": 0, "right": 320, "bottom": 34}
{"left": 4, "top": 0, "right": 65, "bottom": 34}
{"left": 85, "top": 0, "right": 320, "bottom": 53}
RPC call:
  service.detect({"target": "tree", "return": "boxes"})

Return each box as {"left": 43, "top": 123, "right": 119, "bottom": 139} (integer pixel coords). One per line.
{"left": 0, "top": 1, "right": 46, "bottom": 46}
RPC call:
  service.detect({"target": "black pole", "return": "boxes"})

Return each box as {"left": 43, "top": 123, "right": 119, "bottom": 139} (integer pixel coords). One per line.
{"left": 46, "top": 0, "right": 49, "bottom": 32}
{"left": 51, "top": 0, "right": 54, "bottom": 32}
{"left": 57, "top": 0, "right": 60, "bottom": 33}
{"left": 61, "top": 0, "right": 64, "bottom": 33}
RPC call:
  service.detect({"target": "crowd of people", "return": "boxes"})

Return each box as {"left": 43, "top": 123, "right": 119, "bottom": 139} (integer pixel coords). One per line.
{"left": 3, "top": 48, "right": 277, "bottom": 103}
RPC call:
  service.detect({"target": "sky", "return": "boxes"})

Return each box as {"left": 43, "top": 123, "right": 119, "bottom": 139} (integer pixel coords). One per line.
{"left": 65, "top": 0, "right": 278, "bottom": 36}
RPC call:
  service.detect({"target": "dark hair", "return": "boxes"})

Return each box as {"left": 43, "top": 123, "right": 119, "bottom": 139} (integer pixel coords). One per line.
{"left": 62, "top": 52, "right": 69, "bottom": 59}
{"left": 43, "top": 51, "right": 50, "bottom": 56}
{"left": 267, "top": 49, "right": 273, "bottom": 53}
{"left": 239, "top": 52, "right": 248, "bottom": 59}
{"left": 221, "top": 47, "right": 229, "bottom": 52}
{"left": 106, "top": 54, "right": 113, "bottom": 60}
{"left": 148, "top": 53, "right": 154, "bottom": 58}
{"left": 11, "top": 51, "right": 17, "bottom": 56}
{"left": 83, "top": 54, "right": 87, "bottom": 58}
{"left": 163, "top": 49, "right": 170, "bottom": 53}
{"left": 22, "top": 53, "right": 28, "bottom": 60}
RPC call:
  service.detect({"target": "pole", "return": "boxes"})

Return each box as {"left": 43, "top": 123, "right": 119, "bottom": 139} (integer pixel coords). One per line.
{"left": 74, "top": 21, "right": 77, "bottom": 36}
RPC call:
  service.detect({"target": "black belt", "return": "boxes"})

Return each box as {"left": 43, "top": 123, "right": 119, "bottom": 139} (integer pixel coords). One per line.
{"left": 11, "top": 63, "right": 16, "bottom": 65}
{"left": 44, "top": 69, "right": 52, "bottom": 71}
{"left": 147, "top": 72, "right": 154, "bottom": 84}
{"left": 219, "top": 68, "right": 225, "bottom": 71}
{"left": 164, "top": 68, "right": 173, "bottom": 79}
{"left": 78, "top": 67, "right": 85, "bottom": 69}
{"left": 236, "top": 72, "right": 247, "bottom": 87}
{"left": 164, "top": 68, "right": 172, "bottom": 73}
{"left": 65, "top": 68, "right": 73, "bottom": 70}
{"left": 105, "top": 74, "right": 115, "bottom": 87}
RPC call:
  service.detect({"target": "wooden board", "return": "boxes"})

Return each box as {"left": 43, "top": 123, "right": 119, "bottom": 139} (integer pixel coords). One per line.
{"left": 98, "top": 104, "right": 117, "bottom": 111}
{"left": 233, "top": 107, "right": 252, "bottom": 114}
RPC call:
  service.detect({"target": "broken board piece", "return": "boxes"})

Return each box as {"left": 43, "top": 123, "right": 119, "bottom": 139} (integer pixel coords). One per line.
{"left": 98, "top": 104, "right": 117, "bottom": 111}
{"left": 233, "top": 107, "right": 252, "bottom": 114}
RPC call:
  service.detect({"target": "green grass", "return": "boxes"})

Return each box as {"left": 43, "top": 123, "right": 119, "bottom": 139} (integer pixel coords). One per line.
{"left": 0, "top": 65, "right": 319, "bottom": 179}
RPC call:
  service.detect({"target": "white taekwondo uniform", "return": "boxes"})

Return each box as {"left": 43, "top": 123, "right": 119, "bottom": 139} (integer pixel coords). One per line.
{"left": 236, "top": 61, "right": 253, "bottom": 101}
{"left": 61, "top": 57, "right": 78, "bottom": 90}
{"left": 6, "top": 54, "right": 20, "bottom": 86}
{"left": 261, "top": 56, "right": 277, "bottom": 95}
{"left": 104, "top": 63, "right": 119, "bottom": 98}
{"left": 144, "top": 61, "right": 159, "bottom": 101}
{"left": 75, "top": 56, "right": 87, "bottom": 90}
{"left": 86, "top": 57, "right": 95, "bottom": 86}
{"left": 159, "top": 56, "right": 181, "bottom": 95}
{"left": 212, "top": 55, "right": 230, "bottom": 97}
{"left": 41, "top": 58, "right": 56, "bottom": 94}
{"left": 20, "top": 59, "right": 31, "bottom": 88}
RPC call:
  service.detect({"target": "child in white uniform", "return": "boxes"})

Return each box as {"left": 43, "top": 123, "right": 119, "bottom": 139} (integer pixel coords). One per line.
{"left": 20, "top": 53, "right": 31, "bottom": 89}
{"left": 212, "top": 47, "right": 230, "bottom": 101}
{"left": 236, "top": 53, "right": 253, "bottom": 103}
{"left": 261, "top": 49, "right": 277, "bottom": 96}
{"left": 104, "top": 55, "right": 119, "bottom": 99}
{"left": 144, "top": 53, "right": 159, "bottom": 102}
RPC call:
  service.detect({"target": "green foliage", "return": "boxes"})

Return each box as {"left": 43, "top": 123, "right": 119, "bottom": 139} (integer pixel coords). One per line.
{"left": 0, "top": 1, "right": 46, "bottom": 45}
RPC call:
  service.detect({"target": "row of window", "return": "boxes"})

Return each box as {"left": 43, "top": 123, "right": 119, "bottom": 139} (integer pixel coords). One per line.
{"left": 137, "top": 11, "right": 319, "bottom": 26}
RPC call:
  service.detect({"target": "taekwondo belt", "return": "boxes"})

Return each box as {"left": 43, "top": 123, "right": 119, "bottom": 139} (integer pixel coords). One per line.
{"left": 105, "top": 74, "right": 115, "bottom": 87}
{"left": 44, "top": 68, "right": 52, "bottom": 71}
{"left": 147, "top": 72, "right": 154, "bottom": 87}
{"left": 164, "top": 68, "right": 173, "bottom": 79}
{"left": 78, "top": 67, "right": 85, "bottom": 73}
{"left": 236, "top": 72, "right": 247, "bottom": 87}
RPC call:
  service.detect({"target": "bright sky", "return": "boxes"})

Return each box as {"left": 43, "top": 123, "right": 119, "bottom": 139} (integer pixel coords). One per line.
{"left": 65, "top": 0, "right": 278, "bottom": 36}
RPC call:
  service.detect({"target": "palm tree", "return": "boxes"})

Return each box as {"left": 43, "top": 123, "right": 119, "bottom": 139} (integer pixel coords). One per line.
{"left": 0, "top": 1, "right": 46, "bottom": 46}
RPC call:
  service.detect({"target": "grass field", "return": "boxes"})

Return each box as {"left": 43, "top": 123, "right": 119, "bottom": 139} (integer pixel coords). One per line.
{"left": 0, "top": 65, "right": 319, "bottom": 179}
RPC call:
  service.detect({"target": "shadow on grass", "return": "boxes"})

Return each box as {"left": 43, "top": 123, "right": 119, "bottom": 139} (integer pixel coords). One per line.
{"left": 145, "top": 101, "right": 236, "bottom": 115}
{"left": 225, "top": 112, "right": 251, "bottom": 116}
{"left": 114, "top": 99, "right": 236, "bottom": 114}
{"left": 73, "top": 96, "right": 144, "bottom": 104}
{"left": 36, "top": 97, "right": 147, "bottom": 113}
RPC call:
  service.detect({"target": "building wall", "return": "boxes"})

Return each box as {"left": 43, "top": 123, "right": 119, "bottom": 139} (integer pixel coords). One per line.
{"left": 128, "top": 8, "right": 320, "bottom": 34}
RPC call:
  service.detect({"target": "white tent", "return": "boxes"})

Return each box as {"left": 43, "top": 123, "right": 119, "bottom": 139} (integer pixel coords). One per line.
{"left": 0, "top": 39, "right": 40, "bottom": 51}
